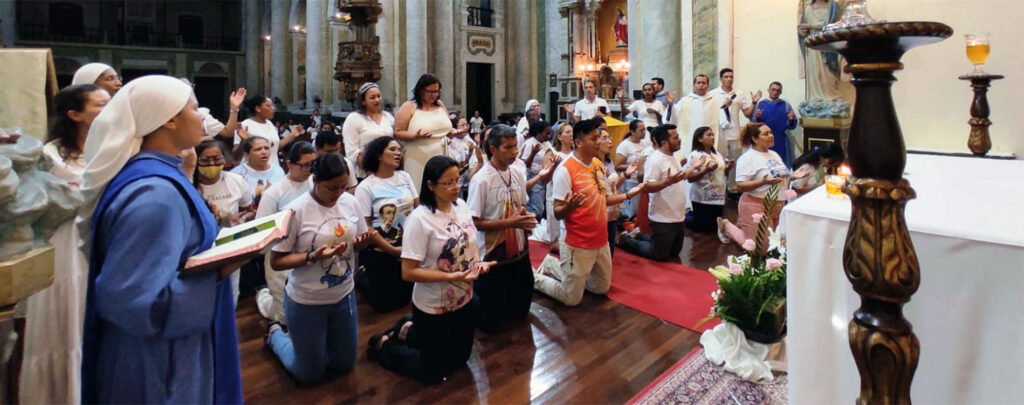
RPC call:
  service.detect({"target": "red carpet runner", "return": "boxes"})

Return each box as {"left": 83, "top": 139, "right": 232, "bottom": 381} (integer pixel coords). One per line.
{"left": 528, "top": 241, "right": 721, "bottom": 333}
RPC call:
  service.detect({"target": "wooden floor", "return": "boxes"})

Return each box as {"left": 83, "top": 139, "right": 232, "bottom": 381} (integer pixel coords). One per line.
{"left": 237, "top": 204, "right": 742, "bottom": 404}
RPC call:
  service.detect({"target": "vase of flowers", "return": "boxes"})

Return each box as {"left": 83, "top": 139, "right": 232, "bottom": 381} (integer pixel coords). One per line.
{"left": 705, "top": 185, "right": 792, "bottom": 344}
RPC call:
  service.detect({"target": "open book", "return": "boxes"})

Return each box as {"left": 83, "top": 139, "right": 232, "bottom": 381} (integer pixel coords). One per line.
{"left": 183, "top": 209, "right": 293, "bottom": 274}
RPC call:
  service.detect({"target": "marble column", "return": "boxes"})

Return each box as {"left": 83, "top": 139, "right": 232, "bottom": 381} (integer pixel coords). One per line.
{"left": 513, "top": 4, "right": 532, "bottom": 106}
{"left": 641, "top": 0, "right": 682, "bottom": 97}
{"left": 627, "top": 0, "right": 642, "bottom": 91}
{"left": 377, "top": 0, "right": 397, "bottom": 106}
{"left": 545, "top": 0, "right": 566, "bottom": 78}
{"left": 244, "top": 0, "right": 261, "bottom": 91}
{"left": 290, "top": 0, "right": 305, "bottom": 105}
{"left": 680, "top": 0, "right": 694, "bottom": 93}
{"left": 405, "top": 0, "right": 427, "bottom": 101}
{"left": 305, "top": 0, "right": 325, "bottom": 108}
{"left": 430, "top": 0, "right": 454, "bottom": 108}
{"left": 271, "top": 0, "right": 290, "bottom": 102}
{"left": 1, "top": 0, "right": 17, "bottom": 47}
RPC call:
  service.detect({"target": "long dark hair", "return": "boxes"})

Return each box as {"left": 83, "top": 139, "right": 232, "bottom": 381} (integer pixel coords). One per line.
{"left": 419, "top": 155, "right": 460, "bottom": 213}
{"left": 192, "top": 139, "right": 228, "bottom": 187}
{"left": 792, "top": 142, "right": 844, "bottom": 172}
{"left": 411, "top": 74, "right": 441, "bottom": 107}
{"left": 48, "top": 84, "right": 102, "bottom": 160}
{"left": 362, "top": 136, "right": 400, "bottom": 174}
{"left": 690, "top": 126, "right": 715, "bottom": 154}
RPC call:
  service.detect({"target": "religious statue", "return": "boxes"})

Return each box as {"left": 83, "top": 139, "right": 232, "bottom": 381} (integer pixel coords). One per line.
{"left": 614, "top": 8, "right": 628, "bottom": 47}
{"left": 797, "top": 0, "right": 853, "bottom": 118}
{"left": 597, "top": 66, "right": 619, "bottom": 100}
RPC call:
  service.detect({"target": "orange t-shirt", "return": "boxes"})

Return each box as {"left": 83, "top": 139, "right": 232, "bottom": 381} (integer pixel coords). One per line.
{"left": 551, "top": 154, "right": 608, "bottom": 249}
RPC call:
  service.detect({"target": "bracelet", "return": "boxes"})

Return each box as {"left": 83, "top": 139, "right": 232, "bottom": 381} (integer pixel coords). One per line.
{"left": 230, "top": 108, "right": 239, "bottom": 113}
{"left": 305, "top": 251, "right": 313, "bottom": 263}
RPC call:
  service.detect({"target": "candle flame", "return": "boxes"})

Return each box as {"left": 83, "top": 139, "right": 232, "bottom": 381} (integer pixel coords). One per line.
{"left": 839, "top": 165, "right": 851, "bottom": 176}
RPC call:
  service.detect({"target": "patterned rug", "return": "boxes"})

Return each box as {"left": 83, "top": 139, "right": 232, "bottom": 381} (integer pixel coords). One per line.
{"left": 627, "top": 347, "right": 788, "bottom": 405}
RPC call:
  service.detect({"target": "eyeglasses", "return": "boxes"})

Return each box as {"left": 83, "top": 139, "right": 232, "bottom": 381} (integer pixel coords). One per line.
{"left": 435, "top": 179, "right": 463, "bottom": 189}
{"left": 197, "top": 156, "right": 224, "bottom": 164}
{"left": 423, "top": 89, "right": 441, "bottom": 95}
{"left": 291, "top": 161, "right": 314, "bottom": 170}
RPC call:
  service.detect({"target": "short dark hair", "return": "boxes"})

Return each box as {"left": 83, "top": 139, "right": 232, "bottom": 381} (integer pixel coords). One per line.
{"left": 411, "top": 73, "right": 442, "bottom": 107}
{"left": 769, "top": 81, "right": 783, "bottom": 89}
{"left": 362, "top": 136, "right": 399, "bottom": 174}
{"left": 652, "top": 77, "right": 665, "bottom": 87}
{"left": 310, "top": 152, "right": 350, "bottom": 183}
{"left": 690, "top": 126, "right": 715, "bottom": 154}
{"left": 719, "top": 68, "right": 734, "bottom": 78}
{"left": 48, "top": 83, "right": 102, "bottom": 159}
{"left": 192, "top": 139, "right": 228, "bottom": 187}
{"left": 314, "top": 130, "right": 340, "bottom": 150}
{"left": 485, "top": 124, "right": 517, "bottom": 158}
{"left": 572, "top": 118, "right": 600, "bottom": 142}
{"left": 288, "top": 141, "right": 316, "bottom": 163}
{"left": 652, "top": 124, "right": 676, "bottom": 148}
{"left": 243, "top": 94, "right": 268, "bottom": 114}
{"left": 693, "top": 74, "right": 709, "bottom": 85}
{"left": 243, "top": 135, "right": 269, "bottom": 153}
{"left": 418, "top": 155, "right": 460, "bottom": 213}
{"left": 528, "top": 120, "right": 550, "bottom": 138}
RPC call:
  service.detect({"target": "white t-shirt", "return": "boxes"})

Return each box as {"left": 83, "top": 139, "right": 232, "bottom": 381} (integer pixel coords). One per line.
{"left": 342, "top": 111, "right": 395, "bottom": 178}
{"left": 229, "top": 162, "right": 286, "bottom": 195}
{"left": 515, "top": 117, "right": 531, "bottom": 148}
{"left": 447, "top": 135, "right": 475, "bottom": 167}
{"left": 256, "top": 176, "right": 313, "bottom": 219}
{"left": 709, "top": 87, "right": 753, "bottom": 141}
{"left": 685, "top": 150, "right": 727, "bottom": 205}
{"left": 354, "top": 171, "right": 418, "bottom": 231}
{"left": 273, "top": 192, "right": 366, "bottom": 305}
{"left": 235, "top": 118, "right": 281, "bottom": 166}
{"left": 197, "top": 171, "right": 254, "bottom": 226}
{"left": 615, "top": 139, "right": 647, "bottom": 182}
{"left": 41, "top": 141, "right": 85, "bottom": 188}
{"left": 466, "top": 161, "right": 529, "bottom": 261}
{"left": 735, "top": 148, "right": 790, "bottom": 199}
{"left": 199, "top": 107, "right": 226, "bottom": 136}
{"left": 518, "top": 137, "right": 548, "bottom": 174}
{"left": 470, "top": 116, "right": 485, "bottom": 134}
{"left": 626, "top": 99, "right": 667, "bottom": 130}
{"left": 402, "top": 203, "right": 480, "bottom": 314}
{"left": 643, "top": 150, "right": 687, "bottom": 223}
{"left": 573, "top": 97, "right": 609, "bottom": 121}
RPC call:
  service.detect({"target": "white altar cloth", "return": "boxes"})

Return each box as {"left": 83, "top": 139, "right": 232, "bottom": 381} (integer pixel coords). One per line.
{"left": 784, "top": 153, "right": 1024, "bottom": 404}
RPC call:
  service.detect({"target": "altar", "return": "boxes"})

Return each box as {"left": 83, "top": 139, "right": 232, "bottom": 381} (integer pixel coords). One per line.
{"left": 783, "top": 152, "right": 1024, "bottom": 404}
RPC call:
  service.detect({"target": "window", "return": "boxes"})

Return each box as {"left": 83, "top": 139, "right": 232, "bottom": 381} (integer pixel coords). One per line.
{"left": 48, "top": 2, "right": 84, "bottom": 38}
{"left": 179, "top": 15, "right": 204, "bottom": 45}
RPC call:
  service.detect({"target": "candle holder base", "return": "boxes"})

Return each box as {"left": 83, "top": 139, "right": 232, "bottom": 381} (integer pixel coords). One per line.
{"left": 957, "top": 73, "right": 1004, "bottom": 156}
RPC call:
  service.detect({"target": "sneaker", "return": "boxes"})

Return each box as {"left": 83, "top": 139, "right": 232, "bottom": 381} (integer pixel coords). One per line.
{"left": 716, "top": 217, "right": 730, "bottom": 244}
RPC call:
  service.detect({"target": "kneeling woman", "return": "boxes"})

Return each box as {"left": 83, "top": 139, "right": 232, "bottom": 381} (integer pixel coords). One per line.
{"left": 368, "top": 156, "right": 495, "bottom": 383}
{"left": 267, "top": 153, "right": 375, "bottom": 384}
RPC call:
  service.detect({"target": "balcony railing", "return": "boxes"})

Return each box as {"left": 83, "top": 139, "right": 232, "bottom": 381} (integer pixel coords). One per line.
{"left": 467, "top": 6, "right": 493, "bottom": 28}
{"left": 17, "top": 24, "right": 241, "bottom": 52}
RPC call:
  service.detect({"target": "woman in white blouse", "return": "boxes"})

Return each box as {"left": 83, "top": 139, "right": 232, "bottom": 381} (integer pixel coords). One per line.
{"left": 394, "top": 74, "right": 456, "bottom": 188}
{"left": 342, "top": 82, "right": 394, "bottom": 179}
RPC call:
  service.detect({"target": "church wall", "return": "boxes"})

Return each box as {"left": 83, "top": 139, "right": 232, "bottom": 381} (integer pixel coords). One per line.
{"left": 731, "top": 0, "right": 1023, "bottom": 157}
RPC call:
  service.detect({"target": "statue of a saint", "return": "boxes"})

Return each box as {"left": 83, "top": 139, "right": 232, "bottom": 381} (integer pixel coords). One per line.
{"left": 797, "top": 0, "right": 853, "bottom": 102}
{"left": 614, "top": 8, "right": 627, "bottom": 47}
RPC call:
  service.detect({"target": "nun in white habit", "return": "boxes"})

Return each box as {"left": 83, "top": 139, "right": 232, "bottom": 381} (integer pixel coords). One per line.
{"left": 78, "top": 75, "right": 242, "bottom": 404}
{"left": 71, "top": 62, "right": 122, "bottom": 95}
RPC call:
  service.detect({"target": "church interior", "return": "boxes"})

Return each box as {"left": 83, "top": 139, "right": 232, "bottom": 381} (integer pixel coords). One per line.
{"left": 0, "top": 0, "right": 1021, "bottom": 404}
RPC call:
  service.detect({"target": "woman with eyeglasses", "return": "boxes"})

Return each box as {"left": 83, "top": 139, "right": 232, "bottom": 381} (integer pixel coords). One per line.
{"left": 193, "top": 139, "right": 255, "bottom": 306}
{"left": 354, "top": 136, "right": 418, "bottom": 312}
{"left": 256, "top": 141, "right": 318, "bottom": 325}
{"left": 71, "top": 62, "right": 122, "bottom": 95}
{"left": 367, "top": 156, "right": 494, "bottom": 383}
{"left": 394, "top": 74, "right": 456, "bottom": 189}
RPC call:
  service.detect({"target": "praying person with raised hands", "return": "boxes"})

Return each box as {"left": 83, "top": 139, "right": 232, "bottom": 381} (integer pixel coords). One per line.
{"left": 78, "top": 75, "right": 243, "bottom": 404}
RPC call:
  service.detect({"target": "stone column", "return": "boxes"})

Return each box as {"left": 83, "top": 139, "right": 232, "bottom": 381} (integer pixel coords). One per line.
{"left": 641, "top": 0, "right": 681, "bottom": 96}
{"left": 405, "top": 0, "right": 427, "bottom": 101}
{"left": 290, "top": 0, "right": 305, "bottom": 105}
{"left": 244, "top": 0, "right": 261, "bottom": 91}
{"left": 513, "top": 4, "right": 532, "bottom": 106}
{"left": 680, "top": 0, "right": 694, "bottom": 93}
{"left": 377, "top": 0, "right": 397, "bottom": 106}
{"left": 271, "top": 0, "right": 290, "bottom": 102}
{"left": 1, "top": 0, "right": 17, "bottom": 47}
{"left": 430, "top": 0, "right": 454, "bottom": 107}
{"left": 305, "top": 0, "right": 324, "bottom": 108}
{"left": 627, "top": 0, "right": 642, "bottom": 89}
{"left": 545, "top": 0, "right": 566, "bottom": 78}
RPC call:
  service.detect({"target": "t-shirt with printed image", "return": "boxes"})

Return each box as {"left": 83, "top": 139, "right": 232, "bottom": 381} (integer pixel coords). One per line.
{"left": 354, "top": 171, "right": 418, "bottom": 252}
{"left": 402, "top": 203, "right": 481, "bottom": 314}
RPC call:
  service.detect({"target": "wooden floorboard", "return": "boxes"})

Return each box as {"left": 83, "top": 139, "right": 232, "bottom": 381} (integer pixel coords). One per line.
{"left": 237, "top": 204, "right": 742, "bottom": 404}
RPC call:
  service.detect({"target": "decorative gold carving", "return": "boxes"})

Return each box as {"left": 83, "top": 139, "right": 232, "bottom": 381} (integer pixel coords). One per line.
{"left": 849, "top": 318, "right": 920, "bottom": 405}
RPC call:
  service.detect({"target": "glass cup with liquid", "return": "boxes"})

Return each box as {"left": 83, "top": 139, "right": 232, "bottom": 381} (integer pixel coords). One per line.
{"left": 965, "top": 33, "right": 990, "bottom": 74}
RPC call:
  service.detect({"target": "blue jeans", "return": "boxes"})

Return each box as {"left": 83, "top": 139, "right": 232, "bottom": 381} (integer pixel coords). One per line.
{"left": 269, "top": 292, "right": 358, "bottom": 384}
{"left": 526, "top": 171, "right": 546, "bottom": 217}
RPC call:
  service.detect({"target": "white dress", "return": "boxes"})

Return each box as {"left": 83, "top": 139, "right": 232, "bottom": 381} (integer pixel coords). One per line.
{"left": 403, "top": 105, "right": 452, "bottom": 189}
{"left": 20, "top": 142, "right": 89, "bottom": 404}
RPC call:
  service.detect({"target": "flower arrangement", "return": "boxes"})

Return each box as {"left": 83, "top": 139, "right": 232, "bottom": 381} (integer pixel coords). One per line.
{"left": 704, "top": 185, "right": 792, "bottom": 343}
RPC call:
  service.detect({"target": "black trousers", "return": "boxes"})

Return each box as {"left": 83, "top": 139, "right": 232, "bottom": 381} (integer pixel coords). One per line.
{"left": 622, "top": 220, "right": 685, "bottom": 261}
{"left": 607, "top": 220, "right": 617, "bottom": 257}
{"left": 474, "top": 254, "right": 534, "bottom": 333}
{"left": 685, "top": 202, "right": 724, "bottom": 233}
{"left": 376, "top": 301, "right": 477, "bottom": 383}
{"left": 356, "top": 249, "right": 413, "bottom": 313}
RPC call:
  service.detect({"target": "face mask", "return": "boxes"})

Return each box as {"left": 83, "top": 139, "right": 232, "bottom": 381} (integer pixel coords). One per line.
{"left": 197, "top": 164, "right": 223, "bottom": 179}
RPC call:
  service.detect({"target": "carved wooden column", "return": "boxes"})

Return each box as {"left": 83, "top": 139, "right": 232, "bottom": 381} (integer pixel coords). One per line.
{"left": 957, "top": 74, "right": 1004, "bottom": 156}
{"left": 807, "top": 22, "right": 952, "bottom": 405}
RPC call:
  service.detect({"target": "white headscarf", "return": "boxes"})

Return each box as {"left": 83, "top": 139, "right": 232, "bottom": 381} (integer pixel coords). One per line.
{"left": 71, "top": 63, "right": 115, "bottom": 86}
{"left": 78, "top": 75, "right": 194, "bottom": 223}
{"left": 524, "top": 99, "right": 539, "bottom": 114}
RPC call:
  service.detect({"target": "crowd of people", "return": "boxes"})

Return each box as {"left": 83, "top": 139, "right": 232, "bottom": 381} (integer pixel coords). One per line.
{"left": 19, "top": 61, "right": 846, "bottom": 403}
